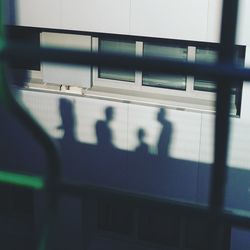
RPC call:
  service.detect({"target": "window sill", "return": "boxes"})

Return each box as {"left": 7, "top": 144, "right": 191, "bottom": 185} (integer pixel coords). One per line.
{"left": 23, "top": 74, "right": 237, "bottom": 116}
{"left": 85, "top": 86, "right": 217, "bottom": 114}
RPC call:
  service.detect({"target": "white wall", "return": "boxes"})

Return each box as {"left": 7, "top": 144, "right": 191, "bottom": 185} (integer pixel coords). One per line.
{"left": 15, "top": 0, "right": 250, "bottom": 44}
{"left": 14, "top": 0, "right": 224, "bottom": 42}
{"left": 41, "top": 32, "right": 92, "bottom": 87}
{"left": 61, "top": 0, "right": 131, "bottom": 35}
{"left": 130, "top": 0, "right": 209, "bottom": 41}
{"left": 15, "top": 0, "right": 61, "bottom": 29}
{"left": 19, "top": 89, "right": 250, "bottom": 173}
{"left": 20, "top": 90, "right": 202, "bottom": 161}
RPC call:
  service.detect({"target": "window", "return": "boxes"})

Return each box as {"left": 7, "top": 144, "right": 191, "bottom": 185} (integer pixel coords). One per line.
{"left": 99, "top": 38, "right": 136, "bottom": 82}
{"left": 194, "top": 47, "right": 218, "bottom": 92}
{"left": 193, "top": 45, "right": 245, "bottom": 116}
{"left": 143, "top": 42, "right": 187, "bottom": 90}
{"left": 94, "top": 36, "right": 245, "bottom": 116}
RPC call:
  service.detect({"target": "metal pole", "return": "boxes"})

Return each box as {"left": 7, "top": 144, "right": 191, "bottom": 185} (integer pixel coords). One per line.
{"left": 210, "top": 0, "right": 239, "bottom": 214}
{"left": 209, "top": 0, "right": 239, "bottom": 249}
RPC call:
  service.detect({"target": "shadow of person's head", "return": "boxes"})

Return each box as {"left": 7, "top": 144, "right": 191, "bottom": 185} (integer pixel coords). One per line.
{"left": 95, "top": 106, "right": 115, "bottom": 148}
{"left": 58, "top": 98, "right": 75, "bottom": 139}
{"left": 137, "top": 128, "right": 146, "bottom": 143}
{"left": 156, "top": 107, "right": 172, "bottom": 158}
{"left": 105, "top": 106, "right": 114, "bottom": 123}
{"left": 157, "top": 107, "right": 167, "bottom": 124}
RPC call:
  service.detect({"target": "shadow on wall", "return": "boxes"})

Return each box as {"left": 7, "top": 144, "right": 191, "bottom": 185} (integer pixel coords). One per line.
{"left": 58, "top": 98, "right": 198, "bottom": 201}
{"left": 55, "top": 98, "right": 250, "bottom": 250}
{"left": 56, "top": 98, "right": 250, "bottom": 209}
{"left": 2, "top": 95, "right": 250, "bottom": 250}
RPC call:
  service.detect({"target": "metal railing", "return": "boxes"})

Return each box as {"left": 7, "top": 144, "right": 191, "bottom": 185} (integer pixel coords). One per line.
{"left": 0, "top": 0, "right": 249, "bottom": 249}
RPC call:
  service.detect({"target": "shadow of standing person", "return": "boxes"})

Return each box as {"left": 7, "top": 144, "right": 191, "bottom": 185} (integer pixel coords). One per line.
{"left": 135, "top": 128, "right": 149, "bottom": 155}
{"left": 58, "top": 98, "right": 76, "bottom": 144}
{"left": 58, "top": 98, "right": 84, "bottom": 181}
{"left": 95, "top": 106, "right": 114, "bottom": 149}
{"left": 57, "top": 98, "right": 85, "bottom": 250}
{"left": 94, "top": 106, "right": 127, "bottom": 188}
{"left": 157, "top": 107, "right": 173, "bottom": 158}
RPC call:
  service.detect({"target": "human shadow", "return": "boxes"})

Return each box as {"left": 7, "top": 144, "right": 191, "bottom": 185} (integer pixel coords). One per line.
{"left": 57, "top": 103, "right": 128, "bottom": 189}
{"left": 93, "top": 106, "right": 128, "bottom": 187}
{"left": 95, "top": 106, "right": 114, "bottom": 150}
{"left": 128, "top": 107, "right": 184, "bottom": 196}
{"left": 58, "top": 98, "right": 76, "bottom": 143}
{"left": 5, "top": 94, "right": 250, "bottom": 249}
{"left": 157, "top": 107, "right": 172, "bottom": 158}
{"left": 56, "top": 98, "right": 90, "bottom": 250}
{"left": 57, "top": 99, "right": 250, "bottom": 210}
{"left": 135, "top": 128, "right": 149, "bottom": 155}
{"left": 57, "top": 101, "right": 198, "bottom": 200}
{"left": 57, "top": 98, "right": 88, "bottom": 182}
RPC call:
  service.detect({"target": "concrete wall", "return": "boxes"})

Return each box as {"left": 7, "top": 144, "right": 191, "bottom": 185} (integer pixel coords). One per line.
{"left": 17, "top": 88, "right": 250, "bottom": 249}
{"left": 10, "top": 0, "right": 250, "bottom": 119}
{"left": 14, "top": 0, "right": 222, "bottom": 42}
{"left": 11, "top": 0, "right": 247, "bottom": 44}
{"left": 40, "top": 32, "right": 92, "bottom": 87}
{"left": 19, "top": 89, "right": 250, "bottom": 202}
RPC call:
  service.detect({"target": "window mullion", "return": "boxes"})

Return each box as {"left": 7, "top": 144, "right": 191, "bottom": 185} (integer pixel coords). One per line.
{"left": 186, "top": 46, "right": 196, "bottom": 93}
{"left": 92, "top": 37, "right": 99, "bottom": 86}
{"left": 135, "top": 41, "right": 143, "bottom": 87}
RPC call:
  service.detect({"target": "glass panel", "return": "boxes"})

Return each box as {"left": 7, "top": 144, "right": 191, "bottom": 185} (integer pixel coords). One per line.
{"left": 194, "top": 46, "right": 244, "bottom": 116}
{"left": 143, "top": 43, "right": 187, "bottom": 90}
{"left": 99, "top": 39, "right": 136, "bottom": 82}
{"left": 194, "top": 47, "right": 217, "bottom": 92}
{"left": 194, "top": 80, "right": 217, "bottom": 92}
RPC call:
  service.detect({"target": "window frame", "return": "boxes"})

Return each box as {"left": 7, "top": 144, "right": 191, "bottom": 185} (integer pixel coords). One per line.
{"left": 92, "top": 37, "right": 142, "bottom": 90}
{"left": 92, "top": 37, "right": 218, "bottom": 101}
{"left": 44, "top": 34, "right": 244, "bottom": 116}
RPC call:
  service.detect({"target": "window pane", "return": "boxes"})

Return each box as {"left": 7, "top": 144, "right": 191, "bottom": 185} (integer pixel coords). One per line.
{"left": 194, "top": 47, "right": 217, "bottom": 92}
{"left": 194, "top": 46, "right": 245, "bottom": 116}
{"left": 143, "top": 43, "right": 187, "bottom": 90}
{"left": 194, "top": 80, "right": 217, "bottom": 92}
{"left": 99, "top": 39, "right": 135, "bottom": 82}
